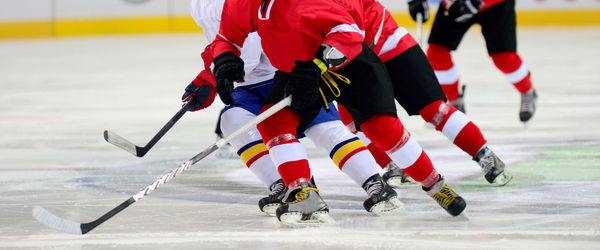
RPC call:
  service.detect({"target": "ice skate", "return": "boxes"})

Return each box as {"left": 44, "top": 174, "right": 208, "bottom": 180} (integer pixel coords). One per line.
{"left": 258, "top": 179, "right": 287, "bottom": 216}
{"left": 519, "top": 88, "right": 537, "bottom": 122}
{"left": 382, "top": 162, "right": 416, "bottom": 188}
{"left": 474, "top": 146, "right": 512, "bottom": 186}
{"left": 423, "top": 177, "right": 466, "bottom": 216}
{"left": 276, "top": 180, "right": 334, "bottom": 226}
{"left": 362, "top": 174, "right": 403, "bottom": 215}
{"left": 448, "top": 85, "right": 466, "bottom": 113}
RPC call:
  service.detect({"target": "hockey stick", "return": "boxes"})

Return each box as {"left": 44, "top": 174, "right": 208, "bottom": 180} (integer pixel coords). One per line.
{"left": 416, "top": 13, "right": 424, "bottom": 47}
{"left": 104, "top": 100, "right": 196, "bottom": 157}
{"left": 33, "top": 96, "right": 292, "bottom": 235}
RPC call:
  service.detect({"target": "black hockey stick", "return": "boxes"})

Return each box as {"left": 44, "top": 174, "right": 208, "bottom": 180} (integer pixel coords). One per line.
{"left": 104, "top": 100, "right": 196, "bottom": 157}
{"left": 33, "top": 96, "right": 292, "bottom": 235}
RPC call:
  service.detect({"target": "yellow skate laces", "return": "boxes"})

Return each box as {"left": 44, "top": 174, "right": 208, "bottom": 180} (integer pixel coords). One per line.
{"left": 312, "top": 58, "right": 351, "bottom": 111}
{"left": 431, "top": 184, "right": 457, "bottom": 208}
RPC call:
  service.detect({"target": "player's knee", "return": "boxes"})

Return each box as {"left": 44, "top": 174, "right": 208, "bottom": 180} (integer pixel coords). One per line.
{"left": 427, "top": 44, "right": 453, "bottom": 69}
{"left": 489, "top": 51, "right": 522, "bottom": 73}
{"left": 360, "top": 114, "right": 406, "bottom": 151}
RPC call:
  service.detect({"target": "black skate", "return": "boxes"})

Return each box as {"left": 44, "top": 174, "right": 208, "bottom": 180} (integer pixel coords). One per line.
{"left": 258, "top": 179, "right": 287, "bottom": 216}
{"left": 423, "top": 177, "right": 466, "bottom": 216}
{"left": 474, "top": 146, "right": 512, "bottom": 186}
{"left": 276, "top": 181, "right": 334, "bottom": 226}
{"left": 448, "top": 85, "right": 466, "bottom": 113}
{"left": 519, "top": 88, "right": 538, "bottom": 122}
{"left": 382, "top": 162, "right": 416, "bottom": 188}
{"left": 362, "top": 174, "right": 403, "bottom": 215}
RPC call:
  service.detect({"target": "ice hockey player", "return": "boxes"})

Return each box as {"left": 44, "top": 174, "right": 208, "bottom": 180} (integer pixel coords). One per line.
{"left": 408, "top": 0, "right": 538, "bottom": 122}
{"left": 336, "top": 0, "right": 511, "bottom": 187}
{"left": 184, "top": 0, "right": 402, "bottom": 221}
{"left": 210, "top": 0, "right": 467, "bottom": 224}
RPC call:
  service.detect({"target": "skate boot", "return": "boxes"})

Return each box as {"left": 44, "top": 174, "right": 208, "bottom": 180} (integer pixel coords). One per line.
{"left": 519, "top": 88, "right": 538, "bottom": 122}
{"left": 448, "top": 85, "right": 466, "bottom": 113}
{"left": 382, "top": 162, "right": 416, "bottom": 188}
{"left": 276, "top": 179, "right": 334, "bottom": 225}
{"left": 258, "top": 179, "right": 287, "bottom": 216}
{"left": 473, "top": 146, "right": 512, "bottom": 186}
{"left": 423, "top": 176, "right": 466, "bottom": 216}
{"left": 362, "top": 174, "right": 403, "bottom": 215}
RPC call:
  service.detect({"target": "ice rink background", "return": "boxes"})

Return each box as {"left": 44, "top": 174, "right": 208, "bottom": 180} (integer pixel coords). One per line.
{"left": 1, "top": 27, "right": 599, "bottom": 249}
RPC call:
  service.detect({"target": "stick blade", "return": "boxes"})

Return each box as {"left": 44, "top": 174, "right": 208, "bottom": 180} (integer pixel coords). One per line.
{"left": 32, "top": 205, "right": 83, "bottom": 235}
{"left": 104, "top": 130, "right": 139, "bottom": 156}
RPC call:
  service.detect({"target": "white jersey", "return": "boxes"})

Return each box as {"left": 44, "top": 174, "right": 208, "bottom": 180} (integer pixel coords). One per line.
{"left": 190, "top": 0, "right": 276, "bottom": 88}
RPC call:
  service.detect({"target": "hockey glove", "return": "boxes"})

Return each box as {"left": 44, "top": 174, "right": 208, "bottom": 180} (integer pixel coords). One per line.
{"left": 181, "top": 70, "right": 217, "bottom": 111}
{"left": 285, "top": 60, "right": 322, "bottom": 111}
{"left": 408, "top": 0, "right": 430, "bottom": 23}
{"left": 444, "top": 0, "right": 483, "bottom": 22}
{"left": 213, "top": 51, "right": 245, "bottom": 105}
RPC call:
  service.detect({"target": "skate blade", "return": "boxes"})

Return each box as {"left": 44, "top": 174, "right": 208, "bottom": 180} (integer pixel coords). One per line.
{"left": 386, "top": 177, "right": 418, "bottom": 188}
{"left": 261, "top": 204, "right": 280, "bottom": 217}
{"left": 369, "top": 197, "right": 404, "bottom": 215}
{"left": 279, "top": 211, "right": 335, "bottom": 226}
{"left": 492, "top": 171, "right": 513, "bottom": 186}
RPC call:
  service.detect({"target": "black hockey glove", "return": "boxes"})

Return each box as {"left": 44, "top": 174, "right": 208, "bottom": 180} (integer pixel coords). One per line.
{"left": 408, "top": 0, "right": 430, "bottom": 23}
{"left": 285, "top": 60, "right": 322, "bottom": 111}
{"left": 445, "top": 0, "right": 483, "bottom": 22}
{"left": 212, "top": 51, "right": 245, "bottom": 105}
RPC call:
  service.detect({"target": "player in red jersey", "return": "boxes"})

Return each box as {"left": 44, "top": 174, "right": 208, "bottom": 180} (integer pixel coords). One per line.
{"left": 337, "top": 0, "right": 511, "bottom": 188}
{"left": 408, "top": 0, "right": 538, "bottom": 122}
{"left": 210, "top": 0, "right": 466, "bottom": 224}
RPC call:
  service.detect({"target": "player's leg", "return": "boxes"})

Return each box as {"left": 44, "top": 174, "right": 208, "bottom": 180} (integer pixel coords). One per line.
{"left": 304, "top": 108, "right": 402, "bottom": 214}
{"left": 219, "top": 83, "right": 287, "bottom": 215}
{"left": 257, "top": 73, "right": 331, "bottom": 224}
{"left": 480, "top": 0, "right": 537, "bottom": 122}
{"left": 387, "top": 45, "right": 512, "bottom": 185}
{"left": 334, "top": 44, "right": 466, "bottom": 216}
{"left": 427, "top": 6, "right": 475, "bottom": 112}
{"left": 337, "top": 103, "right": 414, "bottom": 187}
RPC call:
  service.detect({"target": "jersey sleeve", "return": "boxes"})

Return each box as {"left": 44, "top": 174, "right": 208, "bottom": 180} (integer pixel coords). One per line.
{"left": 211, "top": 0, "right": 256, "bottom": 57}
{"left": 296, "top": 0, "right": 365, "bottom": 62}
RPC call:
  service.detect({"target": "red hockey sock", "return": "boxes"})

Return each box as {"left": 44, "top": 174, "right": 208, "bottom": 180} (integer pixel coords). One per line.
{"left": 490, "top": 52, "right": 533, "bottom": 94}
{"left": 402, "top": 153, "right": 439, "bottom": 188}
{"left": 359, "top": 114, "right": 405, "bottom": 151}
{"left": 427, "top": 44, "right": 460, "bottom": 101}
{"left": 420, "top": 100, "right": 487, "bottom": 157}
{"left": 367, "top": 143, "right": 392, "bottom": 168}
{"left": 256, "top": 106, "right": 311, "bottom": 186}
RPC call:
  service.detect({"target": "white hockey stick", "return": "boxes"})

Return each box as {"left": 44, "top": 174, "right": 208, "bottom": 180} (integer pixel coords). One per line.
{"left": 33, "top": 96, "right": 292, "bottom": 235}
{"left": 416, "top": 13, "right": 424, "bottom": 47}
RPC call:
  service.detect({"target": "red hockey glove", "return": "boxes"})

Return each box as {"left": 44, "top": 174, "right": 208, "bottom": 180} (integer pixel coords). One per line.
{"left": 181, "top": 70, "right": 217, "bottom": 111}
{"left": 213, "top": 51, "right": 245, "bottom": 105}
{"left": 444, "top": 0, "right": 483, "bottom": 22}
{"left": 408, "top": 0, "right": 430, "bottom": 23}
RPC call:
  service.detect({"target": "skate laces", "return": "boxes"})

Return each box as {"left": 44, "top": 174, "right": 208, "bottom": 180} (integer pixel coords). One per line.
{"left": 293, "top": 187, "right": 319, "bottom": 201}
{"left": 520, "top": 90, "right": 536, "bottom": 112}
{"left": 431, "top": 185, "right": 457, "bottom": 208}
{"left": 269, "top": 181, "right": 286, "bottom": 197}
{"left": 364, "top": 179, "right": 383, "bottom": 196}
{"left": 313, "top": 58, "right": 351, "bottom": 111}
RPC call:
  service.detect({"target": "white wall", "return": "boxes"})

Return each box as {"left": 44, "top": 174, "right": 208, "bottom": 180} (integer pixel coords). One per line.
{"left": 1, "top": 0, "right": 599, "bottom": 23}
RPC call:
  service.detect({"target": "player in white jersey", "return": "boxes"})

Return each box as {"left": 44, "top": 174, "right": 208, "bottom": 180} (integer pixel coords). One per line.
{"left": 183, "top": 0, "right": 402, "bottom": 218}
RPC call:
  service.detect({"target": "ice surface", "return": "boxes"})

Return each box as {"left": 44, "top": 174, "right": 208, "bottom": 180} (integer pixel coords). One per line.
{"left": 1, "top": 28, "right": 599, "bottom": 249}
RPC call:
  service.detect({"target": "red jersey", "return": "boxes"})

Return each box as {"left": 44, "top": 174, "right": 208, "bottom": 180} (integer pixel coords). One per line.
{"left": 212, "top": 0, "right": 366, "bottom": 73}
{"left": 362, "top": 0, "right": 417, "bottom": 62}
{"left": 441, "top": 0, "right": 506, "bottom": 12}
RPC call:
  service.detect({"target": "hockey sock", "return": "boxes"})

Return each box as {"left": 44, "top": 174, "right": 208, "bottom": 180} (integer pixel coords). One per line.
{"left": 304, "top": 121, "right": 379, "bottom": 187}
{"left": 360, "top": 114, "right": 438, "bottom": 187}
{"left": 336, "top": 104, "right": 393, "bottom": 168}
{"left": 220, "top": 107, "right": 280, "bottom": 186}
{"left": 490, "top": 52, "right": 533, "bottom": 93}
{"left": 427, "top": 44, "right": 460, "bottom": 101}
{"left": 257, "top": 106, "right": 310, "bottom": 186}
{"left": 419, "top": 100, "right": 487, "bottom": 157}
